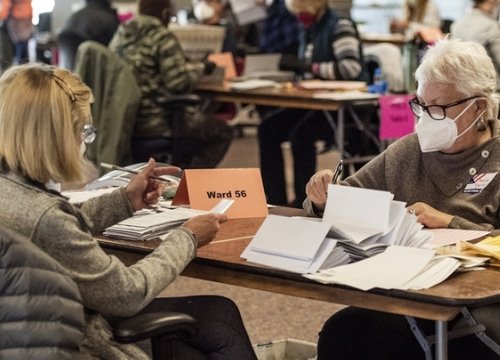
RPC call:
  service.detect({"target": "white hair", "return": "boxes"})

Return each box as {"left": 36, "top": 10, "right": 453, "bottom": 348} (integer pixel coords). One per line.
{"left": 415, "top": 38, "right": 499, "bottom": 121}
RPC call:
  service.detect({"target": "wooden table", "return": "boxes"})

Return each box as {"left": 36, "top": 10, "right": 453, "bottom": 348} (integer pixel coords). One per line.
{"left": 361, "top": 32, "right": 406, "bottom": 47}
{"left": 196, "top": 82, "right": 384, "bottom": 168}
{"left": 98, "top": 207, "right": 500, "bottom": 359}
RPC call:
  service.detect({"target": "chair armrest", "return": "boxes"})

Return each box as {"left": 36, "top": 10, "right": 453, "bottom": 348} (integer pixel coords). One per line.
{"left": 113, "top": 311, "right": 198, "bottom": 343}
{"left": 164, "top": 94, "right": 201, "bottom": 108}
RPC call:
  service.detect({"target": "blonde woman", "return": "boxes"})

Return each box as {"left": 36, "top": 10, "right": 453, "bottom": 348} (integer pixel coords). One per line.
{"left": 0, "top": 63, "right": 256, "bottom": 359}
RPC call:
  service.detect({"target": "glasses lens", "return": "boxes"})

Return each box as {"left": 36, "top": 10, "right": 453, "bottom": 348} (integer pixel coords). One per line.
{"left": 409, "top": 101, "right": 424, "bottom": 117}
{"left": 427, "top": 106, "right": 446, "bottom": 120}
{"left": 82, "top": 125, "right": 97, "bottom": 144}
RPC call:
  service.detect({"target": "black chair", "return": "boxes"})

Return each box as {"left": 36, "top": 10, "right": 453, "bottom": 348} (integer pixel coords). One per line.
{"left": 57, "top": 30, "right": 87, "bottom": 70}
{"left": 131, "top": 94, "right": 202, "bottom": 166}
{"left": 113, "top": 311, "right": 198, "bottom": 359}
{"left": 74, "top": 41, "right": 203, "bottom": 170}
{"left": 0, "top": 224, "right": 198, "bottom": 359}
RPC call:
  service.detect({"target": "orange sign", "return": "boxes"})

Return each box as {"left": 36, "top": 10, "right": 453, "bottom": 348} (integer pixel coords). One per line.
{"left": 172, "top": 168, "right": 268, "bottom": 219}
{"left": 208, "top": 52, "right": 237, "bottom": 80}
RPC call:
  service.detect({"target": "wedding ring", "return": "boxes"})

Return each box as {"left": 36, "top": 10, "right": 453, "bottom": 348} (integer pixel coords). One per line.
{"left": 408, "top": 207, "right": 416, "bottom": 215}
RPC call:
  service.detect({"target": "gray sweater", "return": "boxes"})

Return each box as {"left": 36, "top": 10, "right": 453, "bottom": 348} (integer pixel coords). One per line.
{"left": 305, "top": 121, "right": 500, "bottom": 235}
{"left": 0, "top": 171, "right": 197, "bottom": 359}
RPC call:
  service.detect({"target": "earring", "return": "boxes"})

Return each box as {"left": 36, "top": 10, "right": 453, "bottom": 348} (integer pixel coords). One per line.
{"left": 476, "top": 117, "right": 487, "bottom": 132}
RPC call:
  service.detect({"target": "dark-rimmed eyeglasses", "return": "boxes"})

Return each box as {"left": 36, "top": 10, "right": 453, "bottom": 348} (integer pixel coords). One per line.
{"left": 81, "top": 124, "right": 97, "bottom": 144}
{"left": 408, "top": 96, "right": 479, "bottom": 120}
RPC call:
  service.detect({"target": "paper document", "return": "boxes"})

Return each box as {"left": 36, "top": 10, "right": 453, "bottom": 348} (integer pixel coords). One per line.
{"left": 424, "top": 228, "right": 490, "bottom": 248}
{"left": 323, "top": 185, "right": 394, "bottom": 244}
{"left": 299, "top": 80, "right": 367, "bottom": 91}
{"left": 229, "top": 79, "right": 277, "bottom": 91}
{"left": 103, "top": 207, "right": 208, "bottom": 241}
{"left": 305, "top": 246, "right": 438, "bottom": 291}
{"left": 241, "top": 215, "right": 337, "bottom": 273}
{"left": 228, "top": 0, "right": 267, "bottom": 25}
{"left": 210, "top": 199, "right": 234, "bottom": 214}
{"left": 63, "top": 187, "right": 116, "bottom": 203}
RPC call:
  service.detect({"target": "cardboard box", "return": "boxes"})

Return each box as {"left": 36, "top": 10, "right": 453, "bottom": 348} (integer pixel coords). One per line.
{"left": 253, "top": 339, "right": 317, "bottom": 360}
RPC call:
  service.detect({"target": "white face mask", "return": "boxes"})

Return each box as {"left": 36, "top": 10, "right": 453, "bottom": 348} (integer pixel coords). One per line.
{"left": 193, "top": 2, "right": 215, "bottom": 22}
{"left": 416, "top": 98, "right": 483, "bottom": 152}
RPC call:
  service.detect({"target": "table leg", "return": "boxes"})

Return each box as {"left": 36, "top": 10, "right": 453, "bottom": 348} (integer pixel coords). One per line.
{"left": 435, "top": 320, "right": 448, "bottom": 360}
{"left": 321, "top": 108, "right": 343, "bottom": 158}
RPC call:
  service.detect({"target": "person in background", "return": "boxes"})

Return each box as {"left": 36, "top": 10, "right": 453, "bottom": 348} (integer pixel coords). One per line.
{"left": 190, "top": 0, "right": 239, "bottom": 55}
{"left": 451, "top": 0, "right": 500, "bottom": 90}
{"left": 0, "top": 63, "right": 257, "bottom": 360}
{"left": 256, "top": 0, "right": 299, "bottom": 55}
{"left": 61, "top": 0, "right": 120, "bottom": 46}
{"left": 109, "top": 0, "right": 232, "bottom": 169}
{"left": 0, "top": 0, "right": 32, "bottom": 63}
{"left": 257, "top": 0, "right": 365, "bottom": 207}
{"left": 304, "top": 38, "right": 500, "bottom": 359}
{"left": 390, "top": 0, "right": 441, "bottom": 38}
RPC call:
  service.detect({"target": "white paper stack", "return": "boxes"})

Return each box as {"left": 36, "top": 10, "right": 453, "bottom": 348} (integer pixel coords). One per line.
{"left": 103, "top": 207, "right": 208, "bottom": 241}
{"left": 304, "top": 246, "right": 461, "bottom": 291}
{"left": 241, "top": 215, "right": 350, "bottom": 274}
{"left": 323, "top": 185, "right": 431, "bottom": 260}
{"left": 241, "top": 186, "right": 468, "bottom": 289}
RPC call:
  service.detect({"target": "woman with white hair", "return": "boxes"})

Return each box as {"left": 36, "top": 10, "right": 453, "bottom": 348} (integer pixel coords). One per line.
{"left": 304, "top": 38, "right": 500, "bottom": 359}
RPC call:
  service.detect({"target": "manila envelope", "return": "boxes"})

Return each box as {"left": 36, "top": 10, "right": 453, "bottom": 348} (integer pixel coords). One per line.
{"left": 172, "top": 168, "right": 268, "bottom": 219}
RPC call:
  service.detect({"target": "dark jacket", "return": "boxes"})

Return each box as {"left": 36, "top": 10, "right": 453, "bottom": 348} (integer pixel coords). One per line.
{"left": 0, "top": 225, "right": 85, "bottom": 359}
{"left": 62, "top": 0, "right": 119, "bottom": 46}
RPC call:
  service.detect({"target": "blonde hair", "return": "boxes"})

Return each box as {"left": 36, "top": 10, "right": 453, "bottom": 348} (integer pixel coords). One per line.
{"left": 0, "top": 64, "right": 93, "bottom": 184}
{"left": 415, "top": 38, "right": 499, "bottom": 121}
{"left": 285, "top": 0, "right": 327, "bottom": 14}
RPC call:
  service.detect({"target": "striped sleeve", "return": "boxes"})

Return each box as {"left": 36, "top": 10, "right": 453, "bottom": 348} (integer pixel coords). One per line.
{"left": 156, "top": 29, "right": 204, "bottom": 94}
{"left": 316, "top": 19, "right": 363, "bottom": 81}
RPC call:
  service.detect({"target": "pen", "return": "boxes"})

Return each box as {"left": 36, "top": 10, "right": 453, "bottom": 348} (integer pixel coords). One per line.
{"left": 100, "top": 162, "right": 173, "bottom": 183}
{"left": 332, "top": 159, "right": 344, "bottom": 184}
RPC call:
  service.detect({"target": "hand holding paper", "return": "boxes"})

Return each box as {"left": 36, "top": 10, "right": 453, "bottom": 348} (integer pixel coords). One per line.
{"left": 183, "top": 213, "right": 228, "bottom": 248}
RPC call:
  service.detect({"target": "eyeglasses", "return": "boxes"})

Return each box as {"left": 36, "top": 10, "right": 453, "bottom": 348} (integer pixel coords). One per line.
{"left": 408, "top": 96, "right": 479, "bottom": 120}
{"left": 81, "top": 124, "right": 97, "bottom": 144}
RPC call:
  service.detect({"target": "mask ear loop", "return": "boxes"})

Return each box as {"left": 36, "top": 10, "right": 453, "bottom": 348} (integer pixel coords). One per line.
{"left": 452, "top": 107, "right": 486, "bottom": 141}
{"left": 474, "top": 98, "right": 488, "bottom": 132}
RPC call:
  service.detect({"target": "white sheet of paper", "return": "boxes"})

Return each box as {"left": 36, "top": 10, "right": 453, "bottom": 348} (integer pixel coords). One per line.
{"left": 210, "top": 199, "right": 235, "bottom": 214}
{"left": 423, "top": 228, "right": 491, "bottom": 248}
{"left": 228, "top": 0, "right": 267, "bottom": 25}
{"left": 307, "top": 246, "right": 435, "bottom": 291}
{"left": 243, "top": 214, "right": 331, "bottom": 261}
{"left": 322, "top": 185, "right": 394, "bottom": 244}
{"left": 63, "top": 187, "right": 116, "bottom": 203}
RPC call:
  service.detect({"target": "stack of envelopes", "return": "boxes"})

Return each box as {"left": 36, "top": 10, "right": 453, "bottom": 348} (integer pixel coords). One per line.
{"left": 243, "top": 185, "right": 430, "bottom": 275}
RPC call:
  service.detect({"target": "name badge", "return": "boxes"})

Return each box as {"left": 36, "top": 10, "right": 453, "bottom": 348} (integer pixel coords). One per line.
{"left": 464, "top": 172, "right": 497, "bottom": 193}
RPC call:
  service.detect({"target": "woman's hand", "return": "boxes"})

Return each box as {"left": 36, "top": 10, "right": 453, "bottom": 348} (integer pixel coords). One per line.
{"left": 125, "top": 158, "right": 181, "bottom": 212}
{"left": 305, "top": 169, "right": 334, "bottom": 211}
{"left": 407, "top": 202, "right": 453, "bottom": 229}
{"left": 182, "top": 213, "right": 228, "bottom": 248}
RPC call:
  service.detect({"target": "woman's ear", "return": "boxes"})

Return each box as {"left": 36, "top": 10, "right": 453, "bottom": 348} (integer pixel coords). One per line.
{"left": 476, "top": 98, "right": 487, "bottom": 112}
